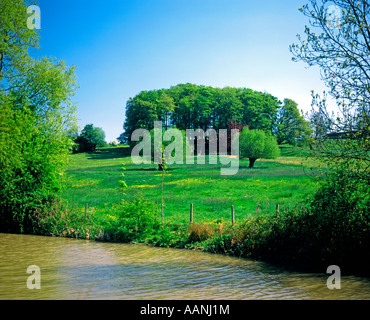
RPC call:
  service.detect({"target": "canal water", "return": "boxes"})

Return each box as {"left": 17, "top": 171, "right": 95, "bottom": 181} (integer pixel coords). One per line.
{"left": 0, "top": 233, "right": 369, "bottom": 300}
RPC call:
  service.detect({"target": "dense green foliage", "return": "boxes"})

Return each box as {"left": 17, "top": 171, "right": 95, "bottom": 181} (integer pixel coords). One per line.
{"left": 276, "top": 99, "right": 313, "bottom": 146}
{"left": 103, "top": 198, "right": 161, "bottom": 243}
{"left": 119, "top": 84, "right": 312, "bottom": 146}
{"left": 1, "top": 0, "right": 369, "bottom": 279}
{"left": 74, "top": 124, "right": 107, "bottom": 152}
{"left": 239, "top": 127, "right": 280, "bottom": 168}
{"left": 0, "top": 0, "right": 78, "bottom": 233}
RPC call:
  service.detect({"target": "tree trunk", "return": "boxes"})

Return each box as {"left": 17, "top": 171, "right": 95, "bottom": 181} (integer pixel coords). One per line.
{"left": 0, "top": 52, "right": 3, "bottom": 75}
{"left": 249, "top": 158, "right": 257, "bottom": 168}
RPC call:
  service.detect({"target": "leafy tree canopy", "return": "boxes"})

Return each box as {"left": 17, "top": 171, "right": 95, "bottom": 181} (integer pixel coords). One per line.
{"left": 290, "top": 0, "right": 370, "bottom": 175}
{"left": 276, "top": 98, "right": 313, "bottom": 146}
{"left": 0, "top": 0, "right": 78, "bottom": 233}
{"left": 74, "top": 124, "right": 106, "bottom": 152}
{"left": 120, "top": 84, "right": 286, "bottom": 145}
{"left": 238, "top": 127, "right": 280, "bottom": 168}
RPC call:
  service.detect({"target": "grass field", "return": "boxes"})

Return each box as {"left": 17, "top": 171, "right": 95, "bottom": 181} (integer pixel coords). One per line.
{"left": 60, "top": 145, "right": 323, "bottom": 224}
{"left": 52, "top": 145, "right": 370, "bottom": 276}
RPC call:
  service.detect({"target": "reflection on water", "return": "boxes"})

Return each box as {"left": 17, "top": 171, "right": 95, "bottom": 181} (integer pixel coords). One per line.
{"left": 0, "top": 233, "right": 369, "bottom": 300}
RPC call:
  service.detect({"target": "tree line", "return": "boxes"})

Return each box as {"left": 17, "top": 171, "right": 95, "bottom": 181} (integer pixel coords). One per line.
{"left": 119, "top": 84, "right": 313, "bottom": 147}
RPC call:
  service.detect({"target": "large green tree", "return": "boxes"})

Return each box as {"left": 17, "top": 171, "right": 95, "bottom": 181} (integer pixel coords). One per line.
{"left": 75, "top": 124, "right": 106, "bottom": 152}
{"left": 213, "top": 87, "right": 243, "bottom": 130}
{"left": 276, "top": 98, "right": 312, "bottom": 146}
{"left": 238, "top": 127, "right": 280, "bottom": 168}
{"left": 0, "top": 0, "right": 78, "bottom": 233}
{"left": 122, "top": 92, "right": 159, "bottom": 144}
{"left": 238, "top": 88, "right": 281, "bottom": 133}
{"left": 156, "top": 92, "right": 176, "bottom": 130}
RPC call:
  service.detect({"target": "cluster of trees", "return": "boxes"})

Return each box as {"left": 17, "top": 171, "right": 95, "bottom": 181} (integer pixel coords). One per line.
{"left": 73, "top": 124, "right": 107, "bottom": 153}
{"left": 0, "top": 0, "right": 78, "bottom": 233}
{"left": 119, "top": 84, "right": 312, "bottom": 148}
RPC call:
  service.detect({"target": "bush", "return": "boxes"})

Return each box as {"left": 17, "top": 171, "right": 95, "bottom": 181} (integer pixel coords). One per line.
{"left": 32, "top": 197, "right": 99, "bottom": 239}
{"left": 205, "top": 233, "right": 233, "bottom": 254}
{"left": 241, "top": 170, "right": 370, "bottom": 275}
{"left": 0, "top": 102, "right": 73, "bottom": 234}
{"left": 146, "top": 225, "right": 184, "bottom": 247}
{"left": 306, "top": 169, "right": 370, "bottom": 274}
{"left": 104, "top": 198, "right": 160, "bottom": 242}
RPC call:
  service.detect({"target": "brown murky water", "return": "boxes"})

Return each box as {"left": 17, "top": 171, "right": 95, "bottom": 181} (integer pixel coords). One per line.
{"left": 0, "top": 233, "right": 369, "bottom": 300}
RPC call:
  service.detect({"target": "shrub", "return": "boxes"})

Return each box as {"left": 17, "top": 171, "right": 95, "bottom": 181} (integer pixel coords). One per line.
{"left": 32, "top": 197, "right": 99, "bottom": 239}
{"left": 0, "top": 102, "right": 73, "bottom": 234}
{"left": 104, "top": 198, "right": 160, "bottom": 243}
{"left": 205, "top": 233, "right": 233, "bottom": 254}
{"left": 146, "top": 225, "right": 184, "bottom": 247}
{"left": 242, "top": 170, "right": 370, "bottom": 275}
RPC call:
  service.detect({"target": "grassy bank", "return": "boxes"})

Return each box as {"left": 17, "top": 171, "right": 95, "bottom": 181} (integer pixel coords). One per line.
{"left": 33, "top": 146, "right": 370, "bottom": 277}
{"left": 60, "top": 145, "right": 321, "bottom": 224}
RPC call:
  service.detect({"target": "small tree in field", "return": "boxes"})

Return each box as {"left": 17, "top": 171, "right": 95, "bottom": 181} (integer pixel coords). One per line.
{"left": 239, "top": 128, "right": 280, "bottom": 168}
{"left": 75, "top": 124, "right": 106, "bottom": 152}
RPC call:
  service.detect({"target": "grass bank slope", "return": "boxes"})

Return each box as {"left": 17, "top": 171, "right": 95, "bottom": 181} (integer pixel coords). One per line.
{"left": 60, "top": 146, "right": 320, "bottom": 224}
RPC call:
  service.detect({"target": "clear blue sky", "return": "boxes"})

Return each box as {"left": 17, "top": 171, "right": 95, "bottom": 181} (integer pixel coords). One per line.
{"left": 35, "top": 0, "right": 328, "bottom": 142}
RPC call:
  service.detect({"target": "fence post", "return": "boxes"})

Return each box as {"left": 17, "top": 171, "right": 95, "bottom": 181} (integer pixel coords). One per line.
{"left": 190, "top": 203, "right": 194, "bottom": 224}
{"left": 276, "top": 203, "right": 280, "bottom": 216}
{"left": 231, "top": 205, "right": 235, "bottom": 226}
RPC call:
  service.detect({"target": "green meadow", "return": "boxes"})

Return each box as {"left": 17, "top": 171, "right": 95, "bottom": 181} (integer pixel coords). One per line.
{"left": 60, "top": 145, "right": 322, "bottom": 224}
{"left": 44, "top": 145, "right": 370, "bottom": 276}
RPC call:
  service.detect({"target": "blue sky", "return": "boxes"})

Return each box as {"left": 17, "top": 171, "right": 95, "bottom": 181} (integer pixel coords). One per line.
{"left": 34, "top": 0, "right": 328, "bottom": 142}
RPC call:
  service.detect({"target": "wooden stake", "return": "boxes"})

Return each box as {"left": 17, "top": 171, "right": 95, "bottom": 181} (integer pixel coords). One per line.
{"left": 276, "top": 203, "right": 280, "bottom": 216}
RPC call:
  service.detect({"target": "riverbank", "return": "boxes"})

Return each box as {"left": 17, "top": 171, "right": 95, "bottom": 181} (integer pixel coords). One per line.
{"left": 28, "top": 192, "right": 370, "bottom": 278}
{"left": 2, "top": 146, "right": 369, "bottom": 278}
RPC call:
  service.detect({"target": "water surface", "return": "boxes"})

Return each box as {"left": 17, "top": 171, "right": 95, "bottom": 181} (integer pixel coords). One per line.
{"left": 1, "top": 233, "right": 369, "bottom": 300}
